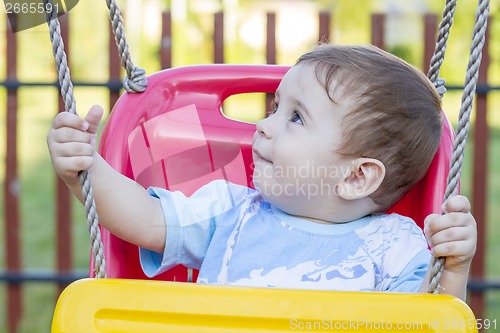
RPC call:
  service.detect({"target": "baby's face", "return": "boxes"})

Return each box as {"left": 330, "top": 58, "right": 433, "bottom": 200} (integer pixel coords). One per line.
{"left": 252, "top": 64, "right": 354, "bottom": 222}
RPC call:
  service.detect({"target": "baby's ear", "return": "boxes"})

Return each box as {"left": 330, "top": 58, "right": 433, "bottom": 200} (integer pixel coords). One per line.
{"left": 336, "top": 158, "right": 386, "bottom": 200}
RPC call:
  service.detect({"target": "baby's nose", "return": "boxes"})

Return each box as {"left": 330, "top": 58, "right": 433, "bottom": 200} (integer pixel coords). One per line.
{"left": 256, "top": 117, "right": 272, "bottom": 139}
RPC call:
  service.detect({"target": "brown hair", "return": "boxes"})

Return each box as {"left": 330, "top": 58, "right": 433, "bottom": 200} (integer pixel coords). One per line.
{"left": 297, "top": 44, "right": 442, "bottom": 212}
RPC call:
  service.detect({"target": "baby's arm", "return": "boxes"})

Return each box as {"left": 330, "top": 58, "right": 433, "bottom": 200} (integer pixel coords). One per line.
{"left": 47, "top": 105, "right": 166, "bottom": 253}
{"left": 419, "top": 195, "right": 477, "bottom": 300}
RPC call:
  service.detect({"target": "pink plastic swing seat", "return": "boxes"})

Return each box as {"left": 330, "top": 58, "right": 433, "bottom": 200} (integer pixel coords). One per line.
{"left": 95, "top": 64, "right": 455, "bottom": 281}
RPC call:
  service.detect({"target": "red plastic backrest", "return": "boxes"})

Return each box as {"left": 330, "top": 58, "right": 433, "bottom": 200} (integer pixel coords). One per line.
{"left": 95, "top": 64, "right": 454, "bottom": 280}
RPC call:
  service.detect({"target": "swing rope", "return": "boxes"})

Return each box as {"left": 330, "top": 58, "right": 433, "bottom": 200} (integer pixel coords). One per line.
{"left": 44, "top": 0, "right": 489, "bottom": 292}
{"left": 427, "top": 0, "right": 490, "bottom": 294}
{"left": 44, "top": 0, "right": 149, "bottom": 277}
{"left": 105, "top": 0, "right": 148, "bottom": 93}
{"left": 427, "top": 0, "right": 457, "bottom": 99}
{"left": 44, "top": 0, "right": 107, "bottom": 278}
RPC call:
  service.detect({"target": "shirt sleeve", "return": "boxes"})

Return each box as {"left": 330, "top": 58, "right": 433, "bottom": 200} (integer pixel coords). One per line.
{"left": 384, "top": 249, "right": 431, "bottom": 292}
{"left": 139, "top": 180, "right": 252, "bottom": 277}
{"left": 376, "top": 214, "right": 431, "bottom": 292}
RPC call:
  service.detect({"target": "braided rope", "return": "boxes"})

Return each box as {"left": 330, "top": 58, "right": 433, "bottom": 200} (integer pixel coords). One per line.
{"left": 44, "top": 0, "right": 107, "bottom": 278}
{"left": 427, "top": 0, "right": 490, "bottom": 294}
{"left": 427, "top": 0, "right": 457, "bottom": 99}
{"left": 106, "top": 0, "right": 148, "bottom": 93}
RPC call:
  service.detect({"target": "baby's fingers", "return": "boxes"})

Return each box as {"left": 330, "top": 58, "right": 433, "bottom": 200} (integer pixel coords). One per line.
{"left": 430, "top": 239, "right": 475, "bottom": 259}
{"left": 54, "top": 155, "right": 95, "bottom": 178}
{"left": 84, "top": 105, "right": 104, "bottom": 135}
{"left": 442, "top": 195, "right": 470, "bottom": 214}
{"left": 50, "top": 126, "right": 92, "bottom": 145}
{"left": 426, "top": 224, "right": 470, "bottom": 248}
{"left": 54, "top": 141, "right": 95, "bottom": 158}
{"left": 423, "top": 213, "right": 440, "bottom": 236}
{"left": 52, "top": 111, "right": 89, "bottom": 131}
{"left": 425, "top": 211, "right": 474, "bottom": 235}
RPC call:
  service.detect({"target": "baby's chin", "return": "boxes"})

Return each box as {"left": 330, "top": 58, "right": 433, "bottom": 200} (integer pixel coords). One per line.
{"left": 253, "top": 182, "right": 277, "bottom": 204}
{"left": 253, "top": 186, "right": 298, "bottom": 215}
{"left": 252, "top": 181, "right": 268, "bottom": 200}
{"left": 253, "top": 185, "right": 347, "bottom": 223}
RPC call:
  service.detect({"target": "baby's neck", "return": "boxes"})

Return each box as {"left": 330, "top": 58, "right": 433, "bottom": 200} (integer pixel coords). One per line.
{"left": 285, "top": 196, "right": 380, "bottom": 225}
{"left": 295, "top": 215, "right": 351, "bottom": 225}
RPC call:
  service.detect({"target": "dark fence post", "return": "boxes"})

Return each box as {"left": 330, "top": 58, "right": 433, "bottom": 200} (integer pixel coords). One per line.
{"left": 470, "top": 16, "right": 490, "bottom": 320}
{"left": 214, "top": 12, "right": 224, "bottom": 64}
{"left": 423, "top": 13, "right": 438, "bottom": 74}
{"left": 318, "top": 11, "right": 331, "bottom": 43}
{"left": 5, "top": 14, "right": 22, "bottom": 333}
{"left": 265, "top": 12, "right": 276, "bottom": 115}
{"left": 56, "top": 13, "right": 73, "bottom": 295}
{"left": 161, "top": 11, "right": 172, "bottom": 69}
{"left": 266, "top": 12, "right": 276, "bottom": 65}
{"left": 371, "top": 13, "right": 386, "bottom": 50}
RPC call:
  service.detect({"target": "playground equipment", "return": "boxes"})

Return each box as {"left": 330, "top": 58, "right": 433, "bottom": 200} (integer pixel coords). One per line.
{"left": 43, "top": 0, "right": 489, "bottom": 332}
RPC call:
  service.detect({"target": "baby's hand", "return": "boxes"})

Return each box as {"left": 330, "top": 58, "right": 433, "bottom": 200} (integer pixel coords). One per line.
{"left": 424, "top": 195, "right": 477, "bottom": 274}
{"left": 47, "top": 105, "right": 104, "bottom": 186}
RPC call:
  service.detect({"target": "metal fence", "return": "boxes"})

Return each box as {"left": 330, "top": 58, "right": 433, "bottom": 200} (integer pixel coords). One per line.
{"left": 1, "top": 10, "right": 497, "bottom": 333}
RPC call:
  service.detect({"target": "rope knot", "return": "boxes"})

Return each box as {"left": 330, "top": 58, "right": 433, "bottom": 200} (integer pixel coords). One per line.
{"left": 123, "top": 66, "right": 148, "bottom": 93}
{"left": 434, "top": 77, "right": 447, "bottom": 99}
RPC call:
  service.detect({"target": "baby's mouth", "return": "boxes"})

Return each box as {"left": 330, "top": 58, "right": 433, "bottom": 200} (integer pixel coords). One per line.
{"left": 253, "top": 149, "right": 272, "bottom": 164}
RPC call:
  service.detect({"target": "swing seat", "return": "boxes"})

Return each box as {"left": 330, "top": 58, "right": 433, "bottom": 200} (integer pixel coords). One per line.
{"left": 52, "top": 278, "right": 477, "bottom": 333}
{"left": 94, "top": 64, "right": 456, "bottom": 282}
{"left": 52, "top": 65, "right": 474, "bottom": 333}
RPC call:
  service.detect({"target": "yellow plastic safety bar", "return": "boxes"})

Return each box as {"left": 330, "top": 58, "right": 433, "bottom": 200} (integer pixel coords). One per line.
{"left": 52, "top": 278, "right": 478, "bottom": 332}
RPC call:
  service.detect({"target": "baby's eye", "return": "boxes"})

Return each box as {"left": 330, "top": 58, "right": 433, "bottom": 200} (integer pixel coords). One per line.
{"left": 289, "top": 111, "right": 303, "bottom": 125}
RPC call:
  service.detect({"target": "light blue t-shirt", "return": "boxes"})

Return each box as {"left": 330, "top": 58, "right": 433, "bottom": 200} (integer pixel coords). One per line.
{"left": 140, "top": 180, "right": 431, "bottom": 292}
